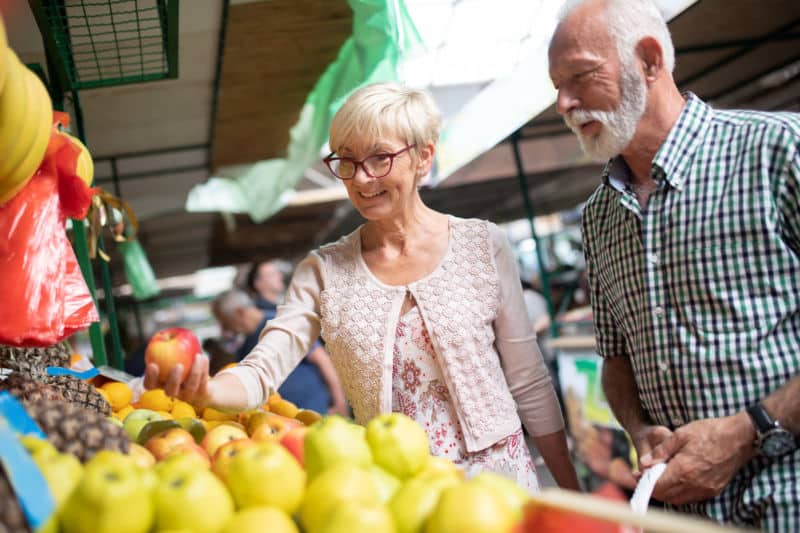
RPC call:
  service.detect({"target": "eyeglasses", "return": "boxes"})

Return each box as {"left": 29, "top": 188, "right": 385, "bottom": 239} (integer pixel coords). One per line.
{"left": 323, "top": 144, "right": 416, "bottom": 180}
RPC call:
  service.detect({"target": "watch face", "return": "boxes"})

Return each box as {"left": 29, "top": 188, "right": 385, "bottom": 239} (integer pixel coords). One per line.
{"left": 762, "top": 431, "right": 797, "bottom": 458}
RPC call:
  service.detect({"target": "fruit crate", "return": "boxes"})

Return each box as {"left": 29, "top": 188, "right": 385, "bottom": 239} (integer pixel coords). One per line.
{"left": 28, "top": 0, "right": 179, "bottom": 90}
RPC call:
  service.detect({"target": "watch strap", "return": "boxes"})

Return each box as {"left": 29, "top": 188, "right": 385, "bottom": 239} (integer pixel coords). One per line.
{"left": 745, "top": 402, "right": 775, "bottom": 435}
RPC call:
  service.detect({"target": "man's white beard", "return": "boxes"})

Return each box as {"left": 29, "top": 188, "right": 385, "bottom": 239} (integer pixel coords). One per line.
{"left": 565, "top": 60, "right": 647, "bottom": 160}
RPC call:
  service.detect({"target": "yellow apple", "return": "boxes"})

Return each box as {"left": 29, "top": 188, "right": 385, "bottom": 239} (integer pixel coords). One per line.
{"left": 318, "top": 500, "right": 394, "bottom": 533}
{"left": 60, "top": 451, "right": 153, "bottom": 533}
{"left": 413, "top": 456, "right": 465, "bottom": 483}
{"left": 389, "top": 476, "right": 461, "bottom": 533}
{"left": 211, "top": 438, "right": 255, "bottom": 482}
{"left": 369, "top": 464, "right": 401, "bottom": 503}
{"left": 153, "top": 468, "right": 234, "bottom": 533}
{"left": 225, "top": 441, "right": 306, "bottom": 514}
{"left": 33, "top": 451, "right": 84, "bottom": 533}
{"left": 425, "top": 482, "right": 516, "bottom": 533}
{"left": 221, "top": 507, "right": 299, "bottom": 533}
{"left": 155, "top": 451, "right": 213, "bottom": 479}
{"left": 469, "top": 472, "right": 531, "bottom": 520}
{"left": 366, "top": 413, "right": 430, "bottom": 479}
{"left": 303, "top": 415, "right": 372, "bottom": 480}
{"left": 299, "top": 464, "right": 381, "bottom": 533}
{"left": 201, "top": 423, "right": 248, "bottom": 457}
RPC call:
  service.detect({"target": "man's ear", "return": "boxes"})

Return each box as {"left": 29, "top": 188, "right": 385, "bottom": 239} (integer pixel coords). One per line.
{"left": 636, "top": 36, "right": 665, "bottom": 83}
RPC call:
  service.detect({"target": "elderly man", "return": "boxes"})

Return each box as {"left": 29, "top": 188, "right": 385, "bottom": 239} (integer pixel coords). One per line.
{"left": 548, "top": 0, "right": 799, "bottom": 529}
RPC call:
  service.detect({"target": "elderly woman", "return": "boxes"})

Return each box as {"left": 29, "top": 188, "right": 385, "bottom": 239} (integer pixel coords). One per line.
{"left": 148, "top": 82, "right": 578, "bottom": 491}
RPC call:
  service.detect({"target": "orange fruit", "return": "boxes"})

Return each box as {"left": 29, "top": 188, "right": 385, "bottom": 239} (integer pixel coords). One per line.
{"left": 101, "top": 381, "right": 133, "bottom": 411}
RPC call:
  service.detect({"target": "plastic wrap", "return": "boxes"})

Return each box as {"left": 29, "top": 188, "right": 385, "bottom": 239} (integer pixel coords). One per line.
{"left": 0, "top": 126, "right": 99, "bottom": 346}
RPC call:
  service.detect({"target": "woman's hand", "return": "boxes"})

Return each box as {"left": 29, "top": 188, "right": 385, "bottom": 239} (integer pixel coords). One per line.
{"left": 144, "top": 354, "right": 210, "bottom": 407}
{"left": 328, "top": 401, "right": 349, "bottom": 417}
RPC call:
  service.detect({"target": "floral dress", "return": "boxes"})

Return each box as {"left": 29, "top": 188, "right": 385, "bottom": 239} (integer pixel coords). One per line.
{"left": 391, "top": 306, "right": 539, "bottom": 492}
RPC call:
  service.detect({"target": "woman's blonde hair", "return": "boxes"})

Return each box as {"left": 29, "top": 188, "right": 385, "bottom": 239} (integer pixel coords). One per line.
{"left": 329, "top": 82, "right": 441, "bottom": 154}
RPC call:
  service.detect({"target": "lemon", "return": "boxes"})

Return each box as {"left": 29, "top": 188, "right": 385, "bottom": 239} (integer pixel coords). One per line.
{"left": 140, "top": 389, "right": 174, "bottom": 412}
{"left": 170, "top": 400, "right": 196, "bottom": 419}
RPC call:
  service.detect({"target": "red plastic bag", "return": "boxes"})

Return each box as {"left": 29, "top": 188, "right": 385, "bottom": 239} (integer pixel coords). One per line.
{"left": 0, "top": 127, "right": 99, "bottom": 347}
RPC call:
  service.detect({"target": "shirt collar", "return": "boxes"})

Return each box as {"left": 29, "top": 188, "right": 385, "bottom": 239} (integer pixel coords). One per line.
{"left": 601, "top": 93, "right": 712, "bottom": 192}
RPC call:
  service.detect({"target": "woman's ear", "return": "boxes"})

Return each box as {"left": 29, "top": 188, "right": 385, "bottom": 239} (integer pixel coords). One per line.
{"left": 416, "top": 142, "right": 435, "bottom": 175}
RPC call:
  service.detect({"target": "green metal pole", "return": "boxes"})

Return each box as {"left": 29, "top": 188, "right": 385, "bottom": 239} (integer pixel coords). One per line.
{"left": 72, "top": 90, "right": 124, "bottom": 368}
{"left": 511, "top": 133, "right": 559, "bottom": 338}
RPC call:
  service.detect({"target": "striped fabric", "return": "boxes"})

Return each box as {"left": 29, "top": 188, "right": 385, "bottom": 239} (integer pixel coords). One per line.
{"left": 581, "top": 93, "right": 800, "bottom": 530}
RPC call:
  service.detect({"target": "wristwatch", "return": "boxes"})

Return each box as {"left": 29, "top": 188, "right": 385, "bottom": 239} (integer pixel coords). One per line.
{"left": 745, "top": 403, "right": 798, "bottom": 459}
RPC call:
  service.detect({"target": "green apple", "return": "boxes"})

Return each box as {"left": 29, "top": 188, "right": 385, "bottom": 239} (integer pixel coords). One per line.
{"left": 225, "top": 441, "right": 305, "bottom": 514}
{"left": 123, "top": 408, "right": 163, "bottom": 441}
{"left": 299, "top": 464, "right": 381, "bottom": 533}
{"left": 319, "top": 500, "right": 394, "bottom": 533}
{"left": 469, "top": 472, "right": 531, "bottom": 520}
{"left": 366, "top": 413, "right": 430, "bottom": 479}
{"left": 107, "top": 416, "right": 124, "bottom": 428}
{"left": 389, "top": 476, "right": 461, "bottom": 533}
{"left": 34, "top": 451, "right": 84, "bottom": 533}
{"left": 369, "top": 464, "right": 401, "bottom": 502}
{"left": 136, "top": 419, "right": 182, "bottom": 445}
{"left": 425, "top": 483, "right": 516, "bottom": 533}
{"left": 304, "top": 415, "right": 372, "bottom": 480}
{"left": 60, "top": 451, "right": 153, "bottom": 533}
{"left": 153, "top": 468, "right": 234, "bottom": 533}
{"left": 175, "top": 416, "right": 207, "bottom": 444}
{"left": 221, "top": 507, "right": 299, "bottom": 533}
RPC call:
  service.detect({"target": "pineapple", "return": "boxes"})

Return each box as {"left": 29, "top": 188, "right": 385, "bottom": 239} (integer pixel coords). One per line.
{"left": 45, "top": 375, "right": 111, "bottom": 415}
{"left": 24, "top": 398, "right": 130, "bottom": 463}
{"left": 0, "top": 343, "right": 111, "bottom": 415}
{"left": 0, "top": 373, "right": 64, "bottom": 403}
{"left": 0, "top": 467, "right": 31, "bottom": 533}
{"left": 0, "top": 343, "right": 71, "bottom": 377}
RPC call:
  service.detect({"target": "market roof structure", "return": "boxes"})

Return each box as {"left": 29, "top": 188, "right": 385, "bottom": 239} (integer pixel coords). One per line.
{"left": 5, "top": 0, "right": 800, "bottom": 284}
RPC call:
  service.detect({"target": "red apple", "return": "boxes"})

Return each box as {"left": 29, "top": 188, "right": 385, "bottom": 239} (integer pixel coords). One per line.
{"left": 145, "top": 428, "right": 196, "bottom": 461}
{"left": 145, "top": 328, "right": 200, "bottom": 384}
{"left": 251, "top": 413, "right": 303, "bottom": 443}
{"left": 280, "top": 426, "right": 309, "bottom": 466}
{"left": 201, "top": 424, "right": 249, "bottom": 458}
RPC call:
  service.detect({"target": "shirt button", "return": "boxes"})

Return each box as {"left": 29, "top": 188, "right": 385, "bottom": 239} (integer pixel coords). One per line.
{"left": 647, "top": 253, "right": 659, "bottom": 265}
{"left": 659, "top": 361, "right": 669, "bottom": 372}
{"left": 671, "top": 416, "right": 684, "bottom": 427}
{"left": 654, "top": 306, "right": 665, "bottom": 317}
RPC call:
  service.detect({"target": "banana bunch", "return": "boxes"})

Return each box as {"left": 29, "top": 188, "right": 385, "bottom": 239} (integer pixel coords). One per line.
{"left": 0, "top": 16, "right": 53, "bottom": 205}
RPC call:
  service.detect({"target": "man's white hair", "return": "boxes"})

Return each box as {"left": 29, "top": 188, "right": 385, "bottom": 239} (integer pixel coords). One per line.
{"left": 212, "top": 289, "right": 253, "bottom": 320}
{"left": 558, "top": 0, "right": 675, "bottom": 73}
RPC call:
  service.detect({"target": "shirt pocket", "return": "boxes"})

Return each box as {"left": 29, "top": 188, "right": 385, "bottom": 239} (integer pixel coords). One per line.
{"left": 669, "top": 241, "right": 770, "bottom": 335}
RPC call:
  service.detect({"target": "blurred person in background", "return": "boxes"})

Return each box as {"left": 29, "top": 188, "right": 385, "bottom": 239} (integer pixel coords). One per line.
{"left": 245, "top": 259, "right": 288, "bottom": 312}
{"left": 212, "top": 289, "right": 348, "bottom": 415}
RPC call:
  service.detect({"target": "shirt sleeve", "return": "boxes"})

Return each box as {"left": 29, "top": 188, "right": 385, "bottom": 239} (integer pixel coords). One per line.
{"left": 489, "top": 223, "right": 565, "bottom": 437}
{"left": 219, "top": 252, "right": 325, "bottom": 408}
{"left": 582, "top": 207, "right": 629, "bottom": 360}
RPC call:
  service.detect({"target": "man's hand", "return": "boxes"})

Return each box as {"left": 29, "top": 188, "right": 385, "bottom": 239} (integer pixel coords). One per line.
{"left": 640, "top": 413, "right": 756, "bottom": 505}
{"left": 630, "top": 424, "right": 674, "bottom": 465}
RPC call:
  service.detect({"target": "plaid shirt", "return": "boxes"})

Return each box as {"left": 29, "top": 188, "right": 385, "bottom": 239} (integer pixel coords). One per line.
{"left": 582, "top": 94, "right": 800, "bottom": 530}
